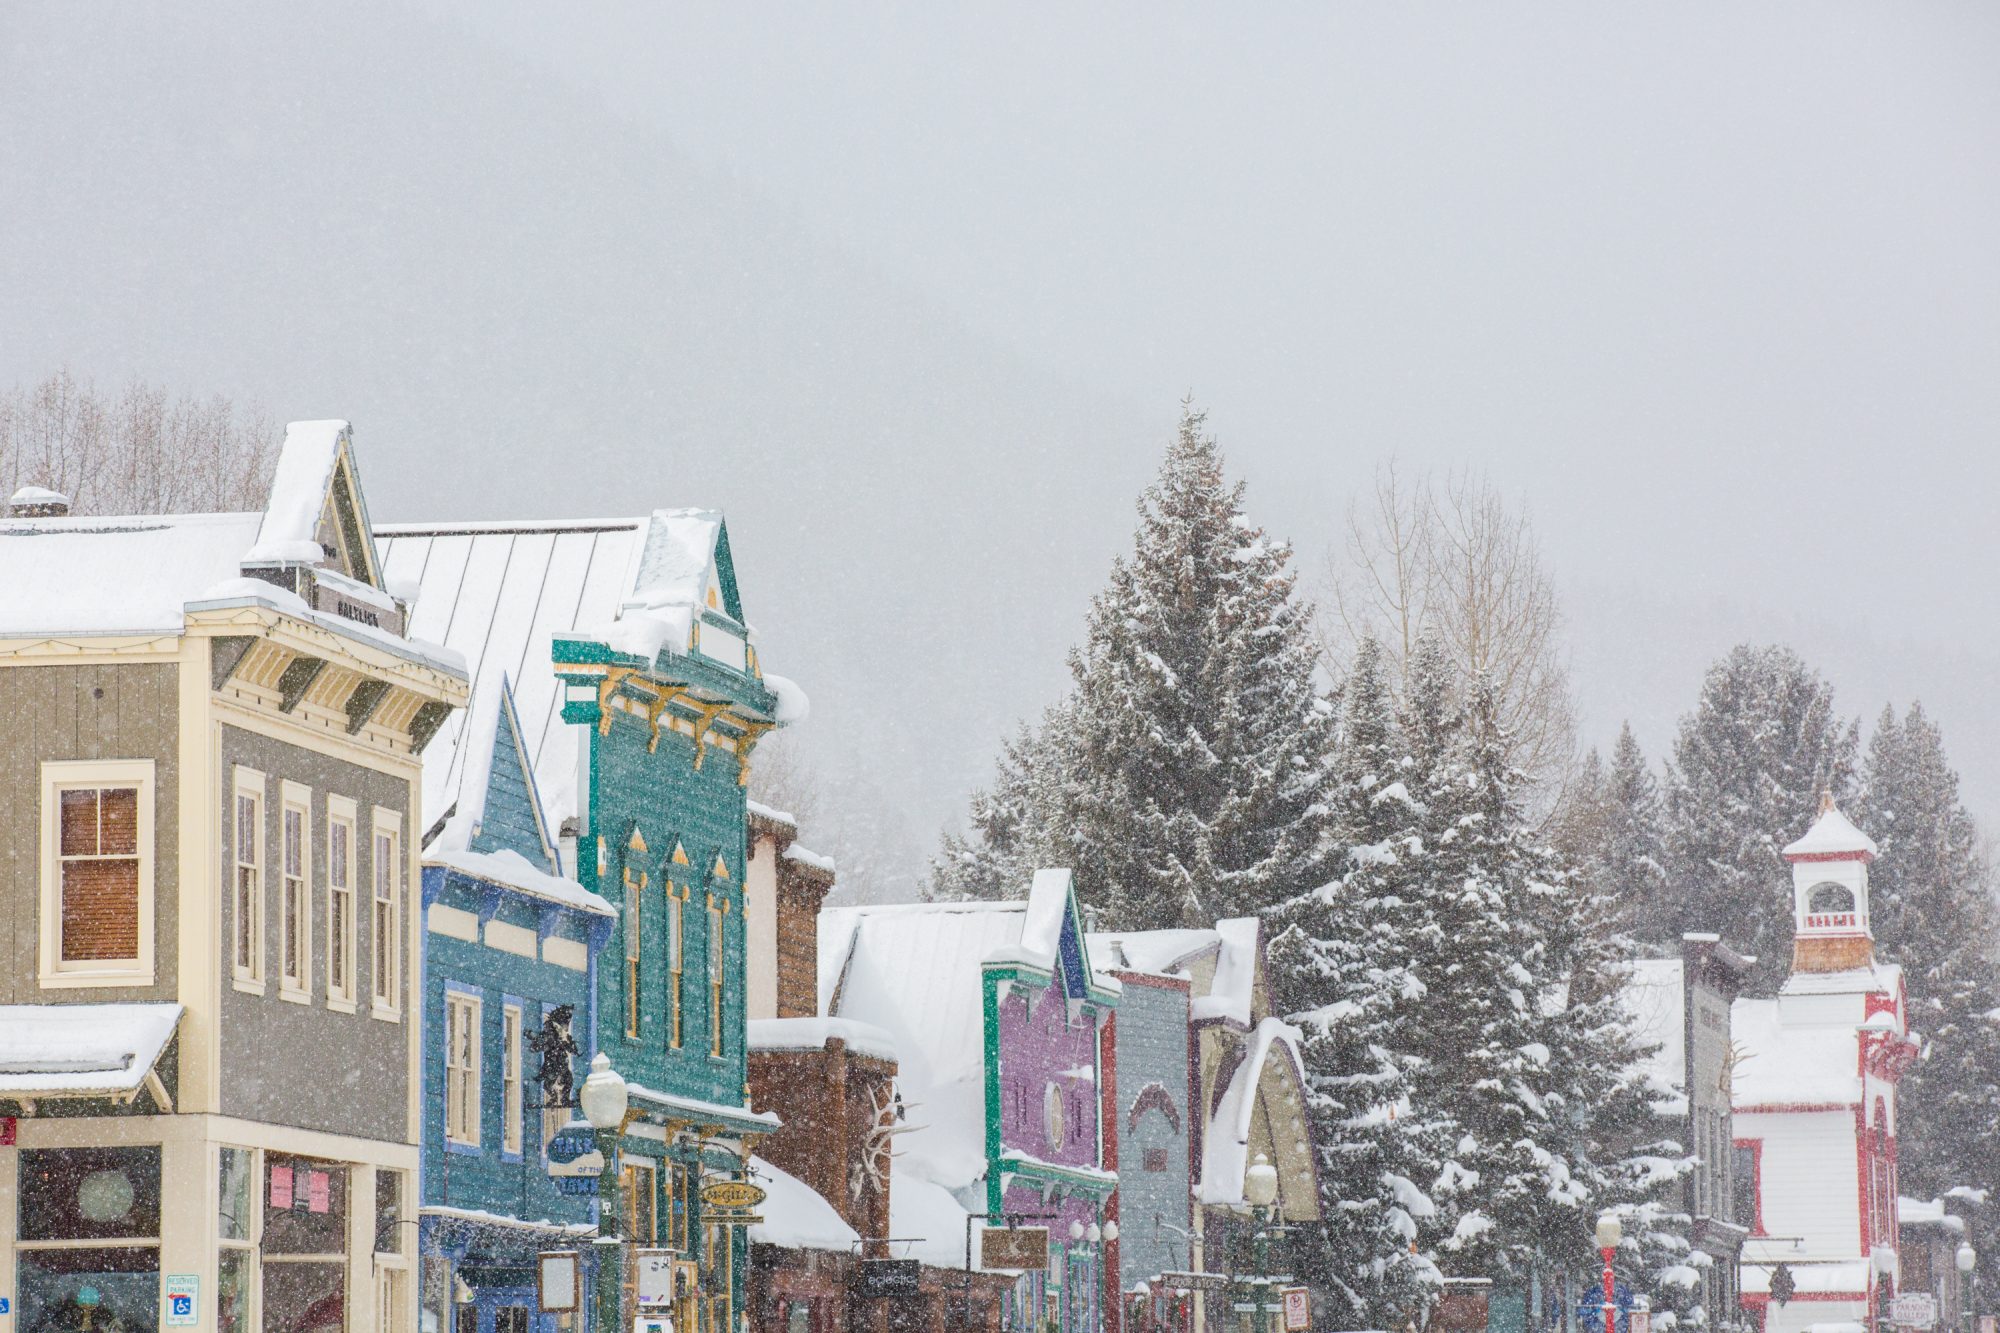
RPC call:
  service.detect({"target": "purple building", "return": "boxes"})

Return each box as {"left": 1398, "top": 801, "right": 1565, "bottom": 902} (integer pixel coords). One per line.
{"left": 819, "top": 869, "right": 1121, "bottom": 1333}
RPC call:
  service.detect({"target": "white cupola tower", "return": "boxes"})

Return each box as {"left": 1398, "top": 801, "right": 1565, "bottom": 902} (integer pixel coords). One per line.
{"left": 1781, "top": 791, "right": 1880, "bottom": 974}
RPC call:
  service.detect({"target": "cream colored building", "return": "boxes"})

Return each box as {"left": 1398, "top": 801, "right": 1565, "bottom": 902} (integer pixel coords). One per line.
{"left": 0, "top": 422, "right": 465, "bottom": 1332}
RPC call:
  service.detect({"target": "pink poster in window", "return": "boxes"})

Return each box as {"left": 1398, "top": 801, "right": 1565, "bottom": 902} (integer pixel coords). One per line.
{"left": 270, "top": 1165, "right": 293, "bottom": 1209}
{"left": 308, "top": 1170, "right": 330, "bottom": 1214}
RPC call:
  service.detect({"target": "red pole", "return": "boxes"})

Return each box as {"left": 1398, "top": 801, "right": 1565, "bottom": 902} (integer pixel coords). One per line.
{"left": 1603, "top": 1247, "right": 1618, "bottom": 1333}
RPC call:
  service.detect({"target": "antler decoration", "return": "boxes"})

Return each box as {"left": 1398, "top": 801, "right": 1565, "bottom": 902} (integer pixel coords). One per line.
{"left": 861, "top": 1080, "right": 925, "bottom": 1196}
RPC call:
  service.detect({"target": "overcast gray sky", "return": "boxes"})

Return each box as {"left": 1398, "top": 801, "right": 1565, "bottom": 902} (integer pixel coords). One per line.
{"left": 5, "top": 3, "right": 1998, "bottom": 895}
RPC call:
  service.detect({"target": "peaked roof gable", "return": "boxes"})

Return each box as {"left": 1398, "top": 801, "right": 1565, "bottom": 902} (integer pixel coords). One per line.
{"left": 466, "top": 677, "right": 559, "bottom": 873}
{"left": 246, "top": 419, "right": 385, "bottom": 589}
{"left": 990, "top": 868, "right": 1120, "bottom": 1004}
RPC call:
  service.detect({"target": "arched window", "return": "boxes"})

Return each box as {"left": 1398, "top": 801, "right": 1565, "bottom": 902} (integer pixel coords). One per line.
{"left": 1807, "top": 882, "right": 1855, "bottom": 914}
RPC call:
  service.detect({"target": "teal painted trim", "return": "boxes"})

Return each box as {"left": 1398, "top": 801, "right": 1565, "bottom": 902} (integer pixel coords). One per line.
{"left": 711, "top": 522, "right": 745, "bottom": 624}
{"left": 981, "top": 958, "right": 1118, "bottom": 1010}
{"left": 999, "top": 1157, "right": 1119, "bottom": 1197}
{"left": 982, "top": 971, "right": 1004, "bottom": 1217}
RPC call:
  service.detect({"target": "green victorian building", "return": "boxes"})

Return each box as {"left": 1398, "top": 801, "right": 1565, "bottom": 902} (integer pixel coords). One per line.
{"left": 381, "top": 509, "right": 804, "bottom": 1333}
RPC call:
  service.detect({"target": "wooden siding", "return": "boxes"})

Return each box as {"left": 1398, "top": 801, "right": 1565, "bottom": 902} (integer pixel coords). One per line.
{"left": 0, "top": 662, "right": 179, "bottom": 1004}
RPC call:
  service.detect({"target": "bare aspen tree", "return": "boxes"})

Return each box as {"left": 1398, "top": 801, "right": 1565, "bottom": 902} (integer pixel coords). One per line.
{"left": 0, "top": 368, "right": 274, "bottom": 515}
{"left": 1326, "top": 463, "right": 1580, "bottom": 811}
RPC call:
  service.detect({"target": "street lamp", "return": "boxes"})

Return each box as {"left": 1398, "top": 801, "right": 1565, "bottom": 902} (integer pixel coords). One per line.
{"left": 1873, "top": 1244, "right": 1899, "bottom": 1333}
{"left": 581, "top": 1054, "right": 629, "bottom": 1333}
{"left": 1246, "top": 1154, "right": 1281, "bottom": 1333}
{"left": 1596, "top": 1214, "right": 1623, "bottom": 1333}
{"left": 1957, "top": 1242, "right": 1977, "bottom": 1333}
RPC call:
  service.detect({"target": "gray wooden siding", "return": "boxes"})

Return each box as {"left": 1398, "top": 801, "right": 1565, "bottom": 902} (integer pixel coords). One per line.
{"left": 217, "top": 723, "right": 413, "bottom": 1143}
{"left": 1115, "top": 980, "right": 1194, "bottom": 1288}
{"left": 0, "top": 662, "right": 179, "bottom": 1005}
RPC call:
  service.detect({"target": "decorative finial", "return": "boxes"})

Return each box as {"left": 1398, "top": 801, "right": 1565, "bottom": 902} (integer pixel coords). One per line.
{"left": 1818, "top": 789, "right": 1835, "bottom": 816}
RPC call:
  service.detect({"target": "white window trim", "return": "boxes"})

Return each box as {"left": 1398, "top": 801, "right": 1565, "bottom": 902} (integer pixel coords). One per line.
{"left": 278, "top": 780, "right": 313, "bottom": 1004}
{"left": 38, "top": 758, "right": 157, "bottom": 988}
{"left": 502, "top": 1002, "right": 524, "bottom": 1157}
{"left": 445, "top": 988, "right": 482, "bottom": 1148}
{"left": 232, "top": 766, "right": 267, "bottom": 993}
{"left": 327, "top": 794, "right": 359, "bottom": 1013}
{"left": 370, "top": 807, "right": 404, "bottom": 1021}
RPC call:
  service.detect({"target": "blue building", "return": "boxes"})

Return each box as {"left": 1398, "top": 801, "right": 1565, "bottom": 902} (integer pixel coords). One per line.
{"left": 417, "top": 677, "right": 616, "bottom": 1333}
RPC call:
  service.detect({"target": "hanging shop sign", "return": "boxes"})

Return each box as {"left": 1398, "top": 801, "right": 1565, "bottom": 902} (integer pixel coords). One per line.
{"left": 547, "top": 1126, "right": 604, "bottom": 1196}
{"left": 700, "top": 1180, "right": 766, "bottom": 1211}
{"left": 980, "top": 1226, "right": 1050, "bottom": 1271}
{"left": 1156, "top": 1271, "right": 1229, "bottom": 1293}
{"left": 853, "top": 1260, "right": 922, "bottom": 1298}
{"left": 537, "top": 1252, "right": 580, "bottom": 1314}
{"left": 1893, "top": 1294, "right": 1940, "bottom": 1330}
{"left": 636, "top": 1252, "right": 699, "bottom": 1307}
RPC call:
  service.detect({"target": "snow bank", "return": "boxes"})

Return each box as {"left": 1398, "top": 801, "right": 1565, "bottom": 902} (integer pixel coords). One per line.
{"left": 747, "top": 1156, "right": 860, "bottom": 1251}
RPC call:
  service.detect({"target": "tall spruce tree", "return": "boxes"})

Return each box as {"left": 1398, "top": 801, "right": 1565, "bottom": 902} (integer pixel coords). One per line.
{"left": 1573, "top": 724, "right": 1672, "bottom": 942}
{"left": 933, "top": 403, "right": 1337, "bottom": 926}
{"left": 931, "top": 701, "right": 1080, "bottom": 901}
{"left": 1657, "top": 645, "right": 1858, "bottom": 985}
{"left": 1270, "top": 637, "right": 1438, "bottom": 1324}
{"left": 1854, "top": 704, "right": 2000, "bottom": 1288}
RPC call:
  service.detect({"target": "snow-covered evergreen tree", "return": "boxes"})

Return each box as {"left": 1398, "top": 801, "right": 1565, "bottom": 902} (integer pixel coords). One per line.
{"left": 1855, "top": 704, "right": 2000, "bottom": 1290}
{"left": 1656, "top": 645, "right": 1857, "bottom": 986}
{"left": 930, "top": 701, "right": 1080, "bottom": 901}
{"left": 933, "top": 403, "right": 1337, "bottom": 926}
{"left": 1571, "top": 724, "right": 1672, "bottom": 943}
{"left": 1270, "top": 636, "right": 1438, "bottom": 1325}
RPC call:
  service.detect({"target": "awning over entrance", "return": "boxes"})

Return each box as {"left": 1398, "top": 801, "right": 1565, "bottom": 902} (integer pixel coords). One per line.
{"left": 0, "top": 1003, "right": 183, "bottom": 1107}
{"left": 626, "top": 1081, "right": 781, "bottom": 1138}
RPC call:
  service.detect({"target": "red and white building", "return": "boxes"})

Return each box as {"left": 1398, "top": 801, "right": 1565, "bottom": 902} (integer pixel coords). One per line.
{"left": 1734, "top": 798, "right": 1921, "bottom": 1333}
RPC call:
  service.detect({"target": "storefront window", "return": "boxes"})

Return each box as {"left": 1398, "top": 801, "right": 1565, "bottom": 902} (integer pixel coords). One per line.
{"left": 218, "top": 1248, "right": 255, "bottom": 1333}
{"left": 221, "top": 1147, "right": 256, "bottom": 1241}
{"left": 263, "top": 1156, "right": 348, "bottom": 1332}
{"left": 17, "top": 1146, "right": 164, "bottom": 1331}
{"left": 375, "top": 1170, "right": 405, "bottom": 1256}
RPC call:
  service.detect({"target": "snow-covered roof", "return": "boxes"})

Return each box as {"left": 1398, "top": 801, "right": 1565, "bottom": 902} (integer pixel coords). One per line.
{"left": 10, "top": 485, "right": 68, "bottom": 505}
{"left": 1784, "top": 803, "right": 1879, "bottom": 863}
{"left": 0, "top": 1003, "right": 183, "bottom": 1098}
{"left": 424, "top": 845, "right": 615, "bottom": 916}
{"left": 747, "top": 1156, "right": 860, "bottom": 1252}
{"left": 1779, "top": 960, "right": 1903, "bottom": 999}
{"left": 1898, "top": 1196, "right": 1968, "bottom": 1233}
{"left": 0, "top": 512, "right": 262, "bottom": 636}
{"left": 1199, "top": 1015, "right": 1307, "bottom": 1206}
{"left": 889, "top": 1173, "right": 977, "bottom": 1270}
{"left": 1193, "top": 917, "right": 1260, "bottom": 1025}
{"left": 1730, "top": 996, "right": 1866, "bottom": 1107}
{"left": 1741, "top": 1261, "right": 1870, "bottom": 1296}
{"left": 820, "top": 901, "right": 1027, "bottom": 1191}
{"left": 378, "top": 518, "right": 649, "bottom": 827}
{"left": 746, "top": 1016, "right": 897, "bottom": 1064}
{"left": 1087, "top": 927, "right": 1219, "bottom": 978}
{"left": 247, "top": 419, "right": 352, "bottom": 565}
{"left": 625, "top": 1081, "right": 781, "bottom": 1135}
{"left": 1623, "top": 958, "right": 1688, "bottom": 1112}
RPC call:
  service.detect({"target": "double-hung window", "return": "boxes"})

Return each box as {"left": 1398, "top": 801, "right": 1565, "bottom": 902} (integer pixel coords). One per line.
{"left": 280, "top": 783, "right": 312, "bottom": 1001}
{"left": 371, "top": 811, "right": 402, "bottom": 1017}
{"left": 40, "top": 759, "right": 155, "bottom": 986}
{"left": 624, "top": 868, "right": 644, "bottom": 1039}
{"left": 233, "top": 768, "right": 265, "bottom": 988}
{"left": 707, "top": 895, "right": 728, "bottom": 1057}
{"left": 445, "top": 990, "right": 481, "bottom": 1147}
{"left": 667, "top": 884, "right": 686, "bottom": 1049}
{"left": 501, "top": 1003, "right": 524, "bottom": 1157}
{"left": 327, "top": 798, "right": 357, "bottom": 1008}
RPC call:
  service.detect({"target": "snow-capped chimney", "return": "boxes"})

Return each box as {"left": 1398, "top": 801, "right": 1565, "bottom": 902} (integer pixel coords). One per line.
{"left": 9, "top": 486, "right": 70, "bottom": 518}
{"left": 1782, "top": 790, "right": 1879, "bottom": 974}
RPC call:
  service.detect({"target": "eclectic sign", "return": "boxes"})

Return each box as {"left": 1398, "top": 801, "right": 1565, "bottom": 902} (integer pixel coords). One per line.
{"left": 853, "top": 1259, "right": 921, "bottom": 1298}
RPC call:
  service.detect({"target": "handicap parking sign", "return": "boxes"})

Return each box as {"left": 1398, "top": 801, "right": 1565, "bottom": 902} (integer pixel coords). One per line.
{"left": 164, "top": 1274, "right": 199, "bottom": 1326}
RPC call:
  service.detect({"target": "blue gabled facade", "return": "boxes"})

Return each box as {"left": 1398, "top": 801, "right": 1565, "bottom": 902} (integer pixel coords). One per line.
{"left": 419, "top": 678, "right": 616, "bottom": 1333}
